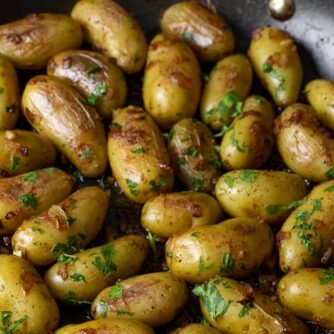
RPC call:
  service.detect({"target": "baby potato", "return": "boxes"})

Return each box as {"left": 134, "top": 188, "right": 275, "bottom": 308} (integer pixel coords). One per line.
{"left": 278, "top": 180, "right": 334, "bottom": 272}
{"left": 160, "top": 1, "right": 235, "bottom": 62}
{"left": 174, "top": 324, "right": 221, "bottom": 334}
{"left": 55, "top": 318, "right": 155, "bottom": 334}
{"left": 0, "top": 254, "right": 59, "bottom": 333}
{"left": 166, "top": 217, "right": 273, "bottom": 283}
{"left": 219, "top": 95, "right": 275, "bottom": 170}
{"left": 215, "top": 170, "right": 307, "bottom": 225}
{"left": 168, "top": 119, "right": 221, "bottom": 193}
{"left": 276, "top": 103, "right": 334, "bottom": 182}
{"left": 12, "top": 186, "right": 109, "bottom": 266}
{"left": 45, "top": 235, "right": 148, "bottom": 301}
{"left": 143, "top": 34, "right": 202, "bottom": 129}
{"left": 200, "top": 54, "right": 253, "bottom": 131}
{"left": 0, "top": 55, "right": 20, "bottom": 130}
{"left": 92, "top": 272, "right": 188, "bottom": 327}
{"left": 278, "top": 268, "right": 334, "bottom": 329}
{"left": 22, "top": 75, "right": 107, "bottom": 178}
{"left": 141, "top": 192, "right": 222, "bottom": 239}
{"left": 305, "top": 79, "right": 334, "bottom": 132}
{"left": 194, "top": 277, "right": 309, "bottom": 333}
{"left": 248, "top": 26, "right": 302, "bottom": 107}
{"left": 0, "top": 168, "right": 74, "bottom": 235}
{"left": 0, "top": 130, "right": 56, "bottom": 177}
{"left": 71, "top": 0, "right": 147, "bottom": 74}
{"left": 47, "top": 49, "right": 127, "bottom": 119}
{"left": 108, "top": 106, "right": 174, "bottom": 204}
{"left": 0, "top": 13, "right": 82, "bottom": 70}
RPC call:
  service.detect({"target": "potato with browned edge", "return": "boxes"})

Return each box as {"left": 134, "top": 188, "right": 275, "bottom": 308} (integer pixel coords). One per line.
{"left": 161, "top": 1, "right": 235, "bottom": 62}
{"left": 0, "top": 13, "right": 82, "bottom": 70}
{"left": 0, "top": 130, "right": 56, "bottom": 177}
{"left": 166, "top": 217, "right": 274, "bottom": 283}
{"left": 278, "top": 268, "right": 334, "bottom": 329}
{"left": 0, "top": 254, "right": 59, "bottom": 334}
{"left": 12, "top": 186, "right": 109, "bottom": 266}
{"left": 108, "top": 106, "right": 174, "bottom": 204}
{"left": 276, "top": 103, "right": 334, "bottom": 182}
{"left": 71, "top": 0, "right": 147, "bottom": 74}
{"left": 92, "top": 272, "right": 188, "bottom": 327}
{"left": 0, "top": 168, "right": 74, "bottom": 235}
{"left": 173, "top": 324, "right": 221, "bottom": 334}
{"left": 248, "top": 26, "right": 302, "bottom": 107}
{"left": 47, "top": 50, "right": 127, "bottom": 119}
{"left": 22, "top": 75, "right": 107, "bottom": 178}
{"left": 45, "top": 235, "right": 149, "bottom": 301}
{"left": 194, "top": 277, "right": 309, "bottom": 333}
{"left": 143, "top": 34, "right": 202, "bottom": 129}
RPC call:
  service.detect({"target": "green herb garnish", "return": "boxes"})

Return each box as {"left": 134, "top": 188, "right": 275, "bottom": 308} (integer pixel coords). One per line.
{"left": 87, "top": 83, "right": 106, "bottom": 105}
{"left": 319, "top": 267, "right": 334, "bottom": 285}
{"left": 0, "top": 311, "right": 28, "bottom": 334}
{"left": 181, "top": 31, "right": 195, "bottom": 43}
{"left": 238, "top": 303, "right": 251, "bottom": 318}
{"left": 109, "top": 284, "right": 124, "bottom": 300}
{"left": 57, "top": 253, "right": 78, "bottom": 264}
{"left": 31, "top": 226, "right": 45, "bottom": 234}
{"left": 262, "top": 62, "right": 285, "bottom": 98}
{"left": 147, "top": 230, "right": 157, "bottom": 259}
{"left": 19, "top": 194, "right": 38, "bottom": 209}
{"left": 24, "top": 171, "right": 38, "bottom": 183}
{"left": 125, "top": 178, "right": 140, "bottom": 196}
{"left": 224, "top": 176, "right": 235, "bottom": 187}
{"left": 98, "top": 300, "right": 108, "bottom": 317}
{"left": 86, "top": 65, "right": 102, "bottom": 75}
{"left": 131, "top": 147, "right": 145, "bottom": 154}
{"left": 11, "top": 156, "right": 20, "bottom": 172}
{"left": 266, "top": 198, "right": 306, "bottom": 215}
{"left": 220, "top": 253, "right": 234, "bottom": 274}
{"left": 70, "top": 273, "right": 86, "bottom": 282}
{"left": 92, "top": 244, "right": 117, "bottom": 278}
{"left": 239, "top": 170, "right": 258, "bottom": 183}
{"left": 199, "top": 256, "right": 214, "bottom": 272}
{"left": 187, "top": 147, "right": 199, "bottom": 157}
{"left": 82, "top": 148, "right": 93, "bottom": 158}
{"left": 65, "top": 291, "right": 91, "bottom": 305}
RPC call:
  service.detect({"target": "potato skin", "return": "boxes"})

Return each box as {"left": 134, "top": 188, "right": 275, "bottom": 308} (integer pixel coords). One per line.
{"left": 143, "top": 34, "right": 202, "bottom": 129}
{"left": 168, "top": 119, "right": 221, "bottom": 193}
{"left": 47, "top": 49, "right": 127, "bottom": 119}
{"left": 0, "top": 55, "right": 20, "bottom": 130}
{"left": 0, "top": 130, "right": 56, "bottom": 177}
{"left": 0, "top": 254, "right": 59, "bottom": 334}
{"left": 278, "top": 268, "right": 334, "bottom": 329}
{"left": 276, "top": 103, "right": 334, "bottom": 182}
{"left": 71, "top": 0, "right": 147, "bottom": 74}
{"left": 108, "top": 106, "right": 174, "bottom": 204}
{"left": 12, "top": 186, "right": 109, "bottom": 266}
{"left": 55, "top": 318, "right": 155, "bottom": 334}
{"left": 200, "top": 54, "right": 253, "bottom": 131}
{"left": 44, "top": 235, "right": 148, "bottom": 301}
{"left": 215, "top": 170, "right": 307, "bottom": 225}
{"left": 22, "top": 75, "right": 107, "bottom": 178}
{"left": 196, "top": 277, "right": 309, "bottom": 334}
{"left": 160, "top": 1, "right": 235, "bottom": 62}
{"left": 166, "top": 218, "right": 274, "bottom": 283}
{"left": 220, "top": 95, "right": 275, "bottom": 170}
{"left": 0, "top": 168, "right": 74, "bottom": 235}
{"left": 92, "top": 272, "right": 188, "bottom": 327}
{"left": 141, "top": 192, "right": 222, "bottom": 239}
{"left": 174, "top": 324, "right": 221, "bottom": 334}
{"left": 0, "top": 13, "right": 82, "bottom": 70}
{"left": 248, "top": 26, "right": 302, "bottom": 107}
{"left": 305, "top": 79, "right": 334, "bottom": 132}
{"left": 278, "top": 180, "right": 334, "bottom": 272}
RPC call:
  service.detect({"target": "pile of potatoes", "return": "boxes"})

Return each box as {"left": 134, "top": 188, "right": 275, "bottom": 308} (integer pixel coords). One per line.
{"left": 0, "top": 0, "right": 334, "bottom": 333}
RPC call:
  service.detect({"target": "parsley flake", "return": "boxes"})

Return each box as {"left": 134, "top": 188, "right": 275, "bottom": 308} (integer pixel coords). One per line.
{"left": 65, "top": 291, "right": 91, "bottom": 305}
{"left": 19, "top": 194, "right": 38, "bottom": 209}
{"left": 86, "top": 65, "right": 102, "bottom": 75}
{"left": 319, "top": 267, "right": 334, "bottom": 285}
{"left": 11, "top": 156, "right": 20, "bottom": 172}
{"left": 239, "top": 170, "right": 258, "bottom": 183}
{"left": 24, "top": 171, "right": 38, "bottom": 184}
{"left": 131, "top": 147, "right": 145, "bottom": 154}
{"left": 199, "top": 256, "right": 214, "bottom": 272}
{"left": 125, "top": 178, "right": 140, "bottom": 196}
{"left": 70, "top": 273, "right": 86, "bottom": 282}
{"left": 92, "top": 244, "right": 117, "bottom": 278}
{"left": 220, "top": 253, "right": 234, "bottom": 274}
{"left": 87, "top": 83, "right": 106, "bottom": 106}
{"left": 109, "top": 284, "right": 124, "bottom": 300}
{"left": 239, "top": 303, "right": 251, "bottom": 318}
{"left": 224, "top": 175, "right": 235, "bottom": 188}
{"left": 266, "top": 198, "right": 306, "bottom": 215}
{"left": 181, "top": 31, "right": 195, "bottom": 43}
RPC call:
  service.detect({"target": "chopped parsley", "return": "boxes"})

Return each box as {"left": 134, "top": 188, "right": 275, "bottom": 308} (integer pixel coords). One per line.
{"left": 220, "top": 253, "right": 234, "bottom": 274}
{"left": 51, "top": 234, "right": 86, "bottom": 258}
{"left": 167, "top": 128, "right": 176, "bottom": 141}
{"left": 319, "top": 267, "right": 334, "bottom": 285}
{"left": 70, "top": 273, "right": 86, "bottom": 282}
{"left": 230, "top": 130, "right": 250, "bottom": 153}
{"left": 82, "top": 148, "right": 93, "bottom": 158}
{"left": 224, "top": 175, "right": 235, "bottom": 187}
{"left": 0, "top": 87, "right": 4, "bottom": 94}
{"left": 24, "top": 171, "right": 38, "bottom": 183}
{"left": 19, "top": 194, "right": 38, "bottom": 209}
{"left": 166, "top": 251, "right": 173, "bottom": 258}
{"left": 216, "top": 91, "right": 241, "bottom": 123}
{"left": 149, "top": 174, "right": 168, "bottom": 191}
{"left": 86, "top": 65, "right": 102, "bottom": 75}
{"left": 181, "top": 31, "right": 195, "bottom": 43}
{"left": 98, "top": 300, "right": 108, "bottom": 317}
{"left": 266, "top": 198, "right": 306, "bottom": 215}
{"left": 238, "top": 303, "right": 251, "bottom": 318}
{"left": 190, "top": 176, "right": 204, "bottom": 192}
{"left": 42, "top": 167, "right": 56, "bottom": 174}
{"left": 112, "top": 122, "right": 122, "bottom": 129}
{"left": 262, "top": 62, "right": 285, "bottom": 98}
{"left": 11, "top": 156, "right": 20, "bottom": 172}
{"left": 199, "top": 256, "right": 214, "bottom": 272}
{"left": 92, "top": 244, "right": 117, "bottom": 278}
{"left": 202, "top": 151, "right": 221, "bottom": 171}
{"left": 66, "top": 217, "right": 77, "bottom": 226}
{"left": 65, "top": 291, "right": 91, "bottom": 305}
{"left": 187, "top": 147, "right": 199, "bottom": 157}
{"left": 109, "top": 284, "right": 124, "bottom": 300}
{"left": 87, "top": 83, "right": 106, "bottom": 105}
{"left": 147, "top": 230, "right": 157, "bottom": 259}
{"left": 0, "top": 311, "right": 28, "bottom": 334}
{"left": 131, "top": 147, "right": 145, "bottom": 154}
{"left": 115, "top": 310, "right": 135, "bottom": 317}
{"left": 125, "top": 178, "right": 140, "bottom": 196}
{"left": 191, "top": 232, "right": 199, "bottom": 238}
{"left": 324, "top": 185, "right": 334, "bottom": 192}
{"left": 57, "top": 253, "right": 78, "bottom": 264}
{"left": 239, "top": 170, "right": 258, "bottom": 183}
{"left": 178, "top": 156, "right": 187, "bottom": 165}
{"left": 31, "top": 226, "right": 45, "bottom": 234}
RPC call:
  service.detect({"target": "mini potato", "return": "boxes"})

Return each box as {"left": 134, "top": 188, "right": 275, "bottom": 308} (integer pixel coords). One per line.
{"left": 194, "top": 277, "right": 309, "bottom": 333}
{"left": 276, "top": 103, "right": 334, "bottom": 182}
{"left": 174, "top": 324, "right": 221, "bottom": 334}
{"left": 168, "top": 119, "right": 221, "bottom": 193}
{"left": 160, "top": 1, "right": 235, "bottom": 62}
{"left": 12, "top": 186, "right": 109, "bottom": 266}
{"left": 0, "top": 130, "right": 56, "bottom": 177}
{"left": 92, "top": 272, "right": 188, "bottom": 327}
{"left": 143, "top": 34, "right": 202, "bottom": 129}
{"left": 278, "top": 180, "right": 334, "bottom": 272}
{"left": 45, "top": 235, "right": 149, "bottom": 301}
{"left": 71, "top": 0, "right": 147, "bottom": 74}
{"left": 200, "top": 54, "right": 253, "bottom": 131}
{"left": 47, "top": 49, "right": 127, "bottom": 119}
{"left": 248, "top": 26, "right": 302, "bottom": 107}
{"left": 141, "top": 192, "right": 222, "bottom": 239}
{"left": 278, "top": 268, "right": 334, "bottom": 329}
{"left": 0, "top": 254, "right": 59, "bottom": 333}
{"left": 0, "top": 55, "right": 20, "bottom": 130}
{"left": 108, "top": 106, "right": 174, "bottom": 204}
{"left": 22, "top": 75, "right": 107, "bottom": 178}
{"left": 305, "top": 79, "right": 334, "bottom": 132}
{"left": 215, "top": 170, "right": 307, "bottom": 225}
{"left": 219, "top": 95, "right": 275, "bottom": 170}
{"left": 0, "top": 13, "right": 82, "bottom": 70}
{"left": 166, "top": 217, "right": 274, "bottom": 283}
{"left": 55, "top": 318, "right": 155, "bottom": 334}
{"left": 0, "top": 168, "right": 74, "bottom": 235}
